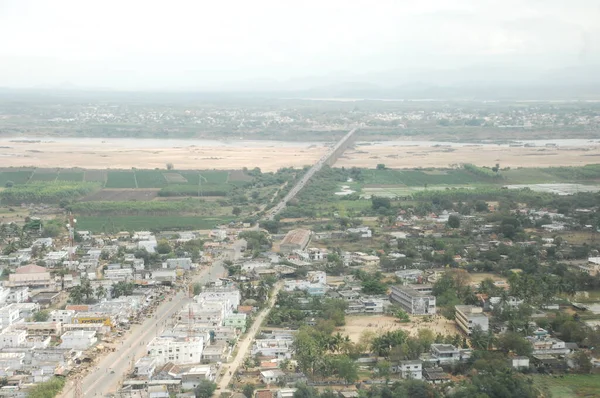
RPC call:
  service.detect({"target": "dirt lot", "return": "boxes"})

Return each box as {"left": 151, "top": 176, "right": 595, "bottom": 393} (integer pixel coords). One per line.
{"left": 338, "top": 314, "right": 461, "bottom": 343}
{"left": 81, "top": 189, "right": 159, "bottom": 201}
{"left": 336, "top": 143, "right": 600, "bottom": 169}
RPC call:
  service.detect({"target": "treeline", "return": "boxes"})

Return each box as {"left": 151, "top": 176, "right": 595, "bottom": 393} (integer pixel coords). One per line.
{"left": 0, "top": 182, "right": 98, "bottom": 203}
{"left": 72, "top": 199, "right": 219, "bottom": 215}
{"left": 463, "top": 163, "right": 503, "bottom": 179}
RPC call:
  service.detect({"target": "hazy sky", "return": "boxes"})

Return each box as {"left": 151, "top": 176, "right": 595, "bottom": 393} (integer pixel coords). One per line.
{"left": 0, "top": 0, "right": 599, "bottom": 90}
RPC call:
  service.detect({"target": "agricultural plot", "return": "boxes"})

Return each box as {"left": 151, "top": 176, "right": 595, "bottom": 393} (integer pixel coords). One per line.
{"left": 29, "top": 172, "right": 58, "bottom": 182}
{"left": 76, "top": 215, "right": 232, "bottom": 233}
{"left": 105, "top": 171, "right": 136, "bottom": 188}
{"left": 56, "top": 171, "right": 84, "bottom": 182}
{"left": 228, "top": 170, "right": 253, "bottom": 182}
{"left": 360, "top": 185, "right": 474, "bottom": 199}
{"left": 80, "top": 189, "right": 159, "bottom": 202}
{"left": 533, "top": 374, "right": 600, "bottom": 398}
{"left": 0, "top": 170, "right": 34, "bottom": 185}
{"left": 134, "top": 170, "right": 167, "bottom": 188}
{"left": 359, "top": 169, "right": 492, "bottom": 187}
{"left": 83, "top": 170, "right": 107, "bottom": 183}
{"left": 163, "top": 173, "right": 188, "bottom": 183}
{"left": 178, "top": 170, "right": 229, "bottom": 185}
{"left": 502, "top": 168, "right": 562, "bottom": 184}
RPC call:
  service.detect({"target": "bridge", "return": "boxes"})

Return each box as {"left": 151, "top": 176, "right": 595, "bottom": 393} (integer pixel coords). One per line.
{"left": 265, "top": 128, "right": 358, "bottom": 220}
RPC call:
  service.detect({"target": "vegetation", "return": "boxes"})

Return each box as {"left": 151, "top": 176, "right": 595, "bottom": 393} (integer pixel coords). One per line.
{"left": 0, "top": 181, "right": 98, "bottom": 203}
{"left": 194, "top": 380, "right": 217, "bottom": 398}
{"left": 27, "top": 377, "right": 65, "bottom": 398}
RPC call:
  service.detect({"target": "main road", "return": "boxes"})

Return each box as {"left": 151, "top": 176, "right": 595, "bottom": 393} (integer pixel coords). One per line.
{"left": 265, "top": 127, "right": 357, "bottom": 220}
{"left": 59, "top": 260, "right": 226, "bottom": 397}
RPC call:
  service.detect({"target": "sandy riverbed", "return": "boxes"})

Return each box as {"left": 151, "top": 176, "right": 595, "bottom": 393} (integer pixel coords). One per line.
{"left": 1, "top": 138, "right": 599, "bottom": 170}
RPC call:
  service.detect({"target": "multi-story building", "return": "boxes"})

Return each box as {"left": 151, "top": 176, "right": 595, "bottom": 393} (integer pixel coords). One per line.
{"left": 223, "top": 313, "right": 247, "bottom": 332}
{"left": 455, "top": 305, "right": 489, "bottom": 335}
{"left": 0, "top": 304, "right": 21, "bottom": 328}
{"left": 59, "top": 330, "right": 98, "bottom": 350}
{"left": 147, "top": 336, "right": 204, "bottom": 366}
{"left": 0, "top": 329, "right": 26, "bottom": 349}
{"left": 50, "top": 310, "right": 76, "bottom": 324}
{"left": 280, "top": 229, "right": 311, "bottom": 253}
{"left": 166, "top": 258, "right": 193, "bottom": 270}
{"left": 393, "top": 360, "right": 422, "bottom": 380}
{"left": 389, "top": 286, "right": 436, "bottom": 315}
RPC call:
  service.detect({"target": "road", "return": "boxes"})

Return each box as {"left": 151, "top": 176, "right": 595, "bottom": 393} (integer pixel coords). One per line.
{"left": 216, "top": 281, "right": 283, "bottom": 392}
{"left": 265, "top": 127, "right": 357, "bottom": 220}
{"left": 59, "top": 260, "right": 225, "bottom": 397}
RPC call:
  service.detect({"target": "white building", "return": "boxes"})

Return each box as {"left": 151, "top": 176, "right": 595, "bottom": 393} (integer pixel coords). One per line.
{"left": 104, "top": 267, "right": 134, "bottom": 280}
{"left": 147, "top": 336, "right": 204, "bottom": 366}
{"left": 390, "top": 285, "right": 436, "bottom": 315}
{"left": 0, "top": 304, "right": 21, "bottom": 328}
{"left": 134, "top": 356, "right": 158, "bottom": 379}
{"left": 455, "top": 305, "right": 489, "bottom": 335}
{"left": 347, "top": 227, "right": 372, "bottom": 238}
{"left": 60, "top": 330, "right": 98, "bottom": 350}
{"left": 0, "top": 329, "right": 26, "bottom": 348}
{"left": 50, "top": 310, "right": 76, "bottom": 324}
{"left": 181, "top": 365, "right": 216, "bottom": 389}
{"left": 6, "top": 287, "right": 29, "bottom": 303}
{"left": 165, "top": 258, "right": 193, "bottom": 270}
{"left": 260, "top": 369, "right": 285, "bottom": 385}
{"left": 394, "top": 360, "right": 422, "bottom": 380}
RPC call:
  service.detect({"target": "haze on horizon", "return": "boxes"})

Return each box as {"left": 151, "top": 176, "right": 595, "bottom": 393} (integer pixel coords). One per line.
{"left": 1, "top": 0, "right": 599, "bottom": 92}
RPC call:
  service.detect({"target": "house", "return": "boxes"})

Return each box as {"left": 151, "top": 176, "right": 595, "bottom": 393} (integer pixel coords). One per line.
{"left": 260, "top": 369, "right": 285, "bottom": 385}
{"left": 31, "top": 291, "right": 61, "bottom": 308}
{"left": 148, "top": 385, "right": 170, "bottom": 398}
{"left": 423, "top": 367, "right": 450, "bottom": 384}
{"left": 511, "top": 356, "right": 530, "bottom": 369}
{"left": 50, "top": 310, "right": 76, "bottom": 324}
{"left": 147, "top": 336, "right": 204, "bottom": 366}
{"left": 6, "top": 287, "right": 29, "bottom": 303}
{"left": 526, "top": 328, "right": 571, "bottom": 355}
{"left": 455, "top": 305, "right": 489, "bottom": 335}
{"left": 0, "top": 304, "right": 20, "bottom": 328}
{"left": 201, "top": 344, "right": 226, "bottom": 363}
{"left": 181, "top": 365, "right": 216, "bottom": 389}
{"left": 390, "top": 285, "right": 436, "bottom": 315}
{"left": 165, "top": 258, "right": 193, "bottom": 270}
{"left": 393, "top": 360, "right": 422, "bottom": 379}
{"left": 224, "top": 313, "right": 247, "bottom": 332}
{"left": 580, "top": 257, "right": 600, "bottom": 276}
{"left": 134, "top": 357, "right": 158, "bottom": 379}
{"left": 0, "top": 329, "right": 27, "bottom": 349}
{"left": 428, "top": 344, "right": 463, "bottom": 364}
{"left": 60, "top": 330, "right": 97, "bottom": 350}
{"left": 394, "top": 270, "right": 423, "bottom": 283}
{"left": 347, "top": 227, "right": 372, "bottom": 238}
{"left": 279, "top": 229, "right": 311, "bottom": 253}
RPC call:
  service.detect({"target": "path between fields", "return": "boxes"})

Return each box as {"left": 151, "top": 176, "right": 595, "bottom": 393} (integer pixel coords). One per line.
{"left": 216, "top": 281, "right": 283, "bottom": 393}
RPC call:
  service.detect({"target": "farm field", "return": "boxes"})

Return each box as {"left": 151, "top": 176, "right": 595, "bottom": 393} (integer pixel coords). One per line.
{"left": 80, "top": 189, "right": 159, "bottom": 202}
{"left": 0, "top": 170, "right": 33, "bottom": 185}
{"left": 76, "top": 215, "right": 232, "bottom": 233}
{"left": 105, "top": 171, "right": 136, "bottom": 188}
{"left": 533, "top": 374, "right": 600, "bottom": 398}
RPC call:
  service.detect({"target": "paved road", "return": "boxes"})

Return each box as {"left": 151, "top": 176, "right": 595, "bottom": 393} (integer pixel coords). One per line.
{"left": 59, "top": 260, "right": 225, "bottom": 397}
{"left": 216, "top": 281, "right": 283, "bottom": 392}
{"left": 265, "top": 127, "right": 357, "bottom": 220}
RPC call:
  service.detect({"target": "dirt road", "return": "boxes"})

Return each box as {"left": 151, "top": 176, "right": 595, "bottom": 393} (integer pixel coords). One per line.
{"left": 216, "top": 281, "right": 284, "bottom": 392}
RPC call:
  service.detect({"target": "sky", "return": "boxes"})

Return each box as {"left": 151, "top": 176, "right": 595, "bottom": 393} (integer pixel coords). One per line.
{"left": 0, "top": 0, "right": 599, "bottom": 90}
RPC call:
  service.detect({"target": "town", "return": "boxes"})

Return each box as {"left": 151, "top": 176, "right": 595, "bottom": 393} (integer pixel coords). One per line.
{"left": 1, "top": 170, "right": 600, "bottom": 397}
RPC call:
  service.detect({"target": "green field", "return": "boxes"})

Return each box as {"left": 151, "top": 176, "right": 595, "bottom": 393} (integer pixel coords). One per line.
{"left": 105, "top": 171, "right": 136, "bottom": 188}
{"left": 135, "top": 170, "right": 167, "bottom": 188}
{"left": 533, "top": 375, "right": 600, "bottom": 398}
{"left": 56, "top": 171, "right": 84, "bottom": 182}
{"left": 29, "top": 172, "right": 58, "bottom": 182}
{"left": 76, "top": 215, "right": 232, "bottom": 232}
{"left": 360, "top": 169, "right": 494, "bottom": 186}
{"left": 0, "top": 170, "right": 33, "bottom": 185}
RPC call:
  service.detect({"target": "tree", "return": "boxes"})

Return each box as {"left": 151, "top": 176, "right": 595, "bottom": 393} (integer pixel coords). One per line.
{"left": 447, "top": 214, "right": 460, "bottom": 229}
{"left": 166, "top": 163, "right": 174, "bottom": 170}
{"left": 374, "top": 360, "right": 391, "bottom": 380}
{"left": 376, "top": 164, "right": 386, "bottom": 170}
{"left": 371, "top": 196, "right": 391, "bottom": 210}
{"left": 33, "top": 310, "right": 49, "bottom": 322}
{"left": 242, "top": 383, "right": 256, "bottom": 398}
{"left": 194, "top": 380, "right": 216, "bottom": 398}
{"left": 69, "top": 286, "right": 84, "bottom": 304}
{"left": 42, "top": 223, "right": 62, "bottom": 238}
{"left": 333, "top": 355, "right": 358, "bottom": 384}
{"left": 95, "top": 285, "right": 107, "bottom": 300}
{"left": 155, "top": 239, "right": 172, "bottom": 254}
{"left": 193, "top": 283, "right": 202, "bottom": 295}
{"left": 232, "top": 206, "right": 242, "bottom": 216}
{"left": 497, "top": 332, "right": 532, "bottom": 356}
{"left": 573, "top": 350, "right": 592, "bottom": 374}
{"left": 4, "top": 181, "right": 13, "bottom": 188}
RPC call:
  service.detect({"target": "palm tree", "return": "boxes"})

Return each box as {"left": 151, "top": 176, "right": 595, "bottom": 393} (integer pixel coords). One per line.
{"left": 69, "top": 286, "right": 84, "bottom": 304}
{"left": 96, "top": 285, "right": 107, "bottom": 300}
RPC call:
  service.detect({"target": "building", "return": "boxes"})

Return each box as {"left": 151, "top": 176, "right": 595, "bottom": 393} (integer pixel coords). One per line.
{"left": 455, "top": 305, "right": 489, "bottom": 335}
{"left": 526, "top": 328, "right": 571, "bottom": 355}
{"left": 284, "top": 271, "right": 327, "bottom": 296}
{"left": 423, "top": 367, "right": 450, "bottom": 384}
{"left": 166, "top": 258, "right": 193, "bottom": 270}
{"left": 201, "top": 344, "right": 226, "bottom": 363}
{"left": 31, "top": 291, "right": 61, "bottom": 308}
{"left": 50, "top": 310, "right": 76, "bottom": 324}
{"left": 260, "top": 369, "right": 285, "bottom": 385}
{"left": 7, "top": 264, "right": 53, "bottom": 288}
{"left": 134, "top": 357, "right": 158, "bottom": 379}
{"left": 0, "top": 304, "right": 20, "bottom": 328}
{"left": 73, "top": 312, "right": 114, "bottom": 327}
{"left": 429, "top": 344, "right": 461, "bottom": 364}
{"left": 0, "top": 329, "right": 26, "bottom": 349}
{"left": 390, "top": 285, "right": 436, "bottom": 315}
{"left": 147, "top": 336, "right": 204, "bottom": 366}
{"left": 393, "top": 360, "right": 422, "bottom": 380}
{"left": 104, "top": 268, "right": 134, "bottom": 280}
{"left": 394, "top": 270, "right": 423, "bottom": 283}
{"left": 223, "top": 313, "right": 247, "bottom": 332}
{"left": 60, "top": 330, "right": 98, "bottom": 350}
{"left": 181, "top": 366, "right": 216, "bottom": 389}
{"left": 6, "top": 287, "right": 29, "bottom": 303}
{"left": 346, "top": 298, "right": 386, "bottom": 314}
{"left": 279, "top": 229, "right": 311, "bottom": 253}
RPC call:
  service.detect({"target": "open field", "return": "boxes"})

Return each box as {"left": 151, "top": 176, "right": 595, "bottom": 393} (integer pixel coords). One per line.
{"left": 533, "top": 374, "right": 600, "bottom": 398}
{"left": 0, "top": 138, "right": 328, "bottom": 172}
{"left": 336, "top": 142, "right": 600, "bottom": 169}
{"left": 76, "top": 215, "right": 231, "bottom": 232}
{"left": 337, "top": 314, "right": 460, "bottom": 343}
{"left": 80, "top": 189, "right": 159, "bottom": 202}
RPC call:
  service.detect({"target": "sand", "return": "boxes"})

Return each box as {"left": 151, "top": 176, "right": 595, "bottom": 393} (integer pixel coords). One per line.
{"left": 1, "top": 138, "right": 599, "bottom": 171}
{"left": 338, "top": 314, "right": 460, "bottom": 343}
{"left": 0, "top": 139, "right": 329, "bottom": 172}
{"left": 336, "top": 144, "right": 600, "bottom": 169}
